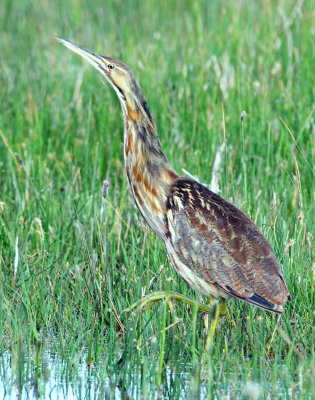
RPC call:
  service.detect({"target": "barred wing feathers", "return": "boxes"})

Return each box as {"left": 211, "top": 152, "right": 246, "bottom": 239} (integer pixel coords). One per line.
{"left": 165, "top": 178, "right": 289, "bottom": 313}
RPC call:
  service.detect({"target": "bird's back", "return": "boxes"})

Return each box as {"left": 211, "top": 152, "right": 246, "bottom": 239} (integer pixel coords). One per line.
{"left": 165, "top": 178, "right": 290, "bottom": 313}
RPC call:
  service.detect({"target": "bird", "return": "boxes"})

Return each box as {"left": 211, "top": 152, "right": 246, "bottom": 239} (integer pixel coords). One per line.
{"left": 57, "top": 38, "right": 290, "bottom": 330}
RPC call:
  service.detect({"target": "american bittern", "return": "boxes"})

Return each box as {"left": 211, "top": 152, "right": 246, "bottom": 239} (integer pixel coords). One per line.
{"left": 57, "top": 38, "right": 290, "bottom": 331}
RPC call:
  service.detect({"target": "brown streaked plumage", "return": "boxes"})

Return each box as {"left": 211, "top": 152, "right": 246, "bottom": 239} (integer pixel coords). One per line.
{"left": 57, "top": 38, "right": 290, "bottom": 316}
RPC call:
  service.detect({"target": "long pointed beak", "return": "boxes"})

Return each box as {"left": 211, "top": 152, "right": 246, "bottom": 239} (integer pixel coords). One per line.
{"left": 56, "top": 37, "right": 106, "bottom": 72}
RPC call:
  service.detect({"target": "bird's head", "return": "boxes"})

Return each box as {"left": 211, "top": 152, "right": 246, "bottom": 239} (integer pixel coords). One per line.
{"left": 56, "top": 38, "right": 144, "bottom": 114}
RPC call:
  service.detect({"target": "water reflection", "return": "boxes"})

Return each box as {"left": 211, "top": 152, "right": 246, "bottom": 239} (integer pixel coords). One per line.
{"left": 1, "top": 349, "right": 122, "bottom": 399}
{"left": 0, "top": 344, "right": 304, "bottom": 399}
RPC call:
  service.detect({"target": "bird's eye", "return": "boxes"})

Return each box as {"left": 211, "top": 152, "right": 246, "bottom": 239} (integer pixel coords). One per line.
{"left": 108, "top": 63, "right": 115, "bottom": 70}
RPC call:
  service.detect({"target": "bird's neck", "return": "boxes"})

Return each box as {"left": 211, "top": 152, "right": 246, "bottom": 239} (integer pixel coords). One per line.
{"left": 120, "top": 96, "right": 178, "bottom": 239}
{"left": 121, "top": 94, "right": 173, "bottom": 180}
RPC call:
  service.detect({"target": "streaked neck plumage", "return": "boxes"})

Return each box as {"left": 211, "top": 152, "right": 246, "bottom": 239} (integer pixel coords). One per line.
{"left": 117, "top": 81, "right": 178, "bottom": 240}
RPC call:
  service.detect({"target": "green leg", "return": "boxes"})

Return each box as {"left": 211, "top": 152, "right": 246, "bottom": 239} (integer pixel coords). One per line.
{"left": 204, "top": 301, "right": 220, "bottom": 351}
{"left": 219, "top": 298, "right": 228, "bottom": 316}
{"left": 121, "top": 291, "right": 217, "bottom": 315}
{"left": 121, "top": 291, "right": 228, "bottom": 320}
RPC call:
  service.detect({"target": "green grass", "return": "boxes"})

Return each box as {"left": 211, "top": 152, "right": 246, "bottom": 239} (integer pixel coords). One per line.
{"left": 0, "top": 0, "right": 314, "bottom": 398}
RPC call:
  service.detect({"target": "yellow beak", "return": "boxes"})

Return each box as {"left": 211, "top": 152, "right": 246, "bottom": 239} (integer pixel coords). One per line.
{"left": 56, "top": 37, "right": 105, "bottom": 72}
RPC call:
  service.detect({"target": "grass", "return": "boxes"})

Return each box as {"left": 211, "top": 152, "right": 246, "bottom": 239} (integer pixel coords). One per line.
{"left": 0, "top": 0, "right": 314, "bottom": 398}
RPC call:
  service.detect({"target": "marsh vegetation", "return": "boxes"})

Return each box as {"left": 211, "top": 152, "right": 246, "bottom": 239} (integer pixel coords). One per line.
{"left": 0, "top": 0, "right": 314, "bottom": 398}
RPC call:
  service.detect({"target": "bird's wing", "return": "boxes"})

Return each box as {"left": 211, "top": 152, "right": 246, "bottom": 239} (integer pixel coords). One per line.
{"left": 165, "top": 178, "right": 289, "bottom": 313}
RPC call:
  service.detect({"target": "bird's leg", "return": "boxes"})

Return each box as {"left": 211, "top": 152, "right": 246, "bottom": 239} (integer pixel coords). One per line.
{"left": 122, "top": 291, "right": 229, "bottom": 320}
{"left": 219, "top": 298, "right": 228, "bottom": 316}
{"left": 204, "top": 301, "right": 221, "bottom": 351}
{"left": 121, "top": 291, "right": 216, "bottom": 315}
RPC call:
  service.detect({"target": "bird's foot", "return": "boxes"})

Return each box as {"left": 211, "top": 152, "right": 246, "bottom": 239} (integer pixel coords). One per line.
{"left": 122, "top": 291, "right": 228, "bottom": 342}
{"left": 121, "top": 291, "right": 227, "bottom": 317}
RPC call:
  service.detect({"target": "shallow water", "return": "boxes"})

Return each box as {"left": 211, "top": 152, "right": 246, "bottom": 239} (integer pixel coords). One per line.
{"left": 1, "top": 344, "right": 182, "bottom": 399}
{"left": 0, "top": 348, "right": 184, "bottom": 399}
{"left": 0, "top": 350, "right": 117, "bottom": 399}
{"left": 0, "top": 343, "right": 306, "bottom": 399}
